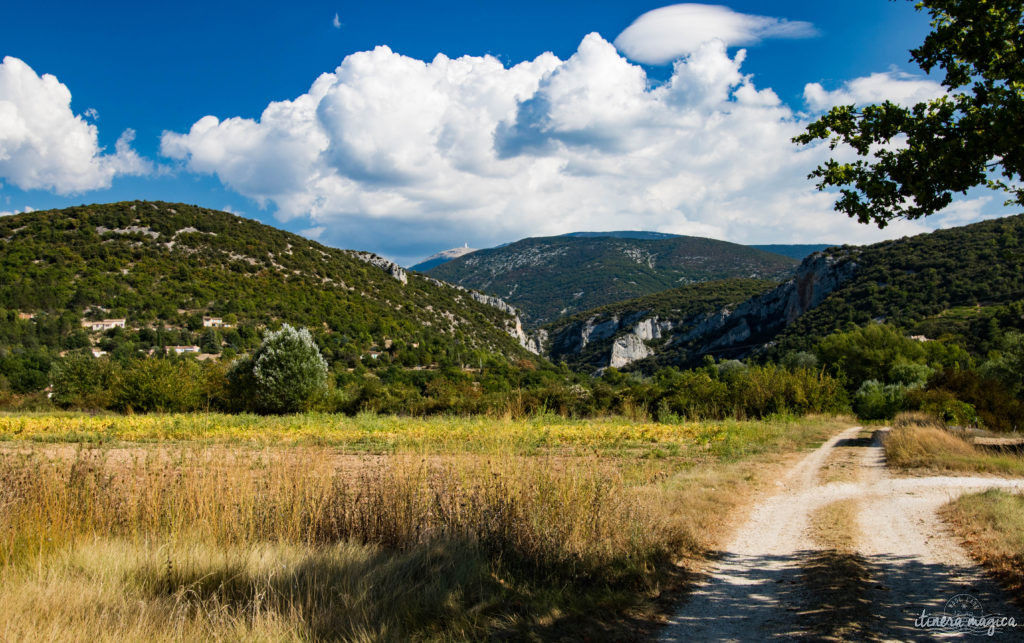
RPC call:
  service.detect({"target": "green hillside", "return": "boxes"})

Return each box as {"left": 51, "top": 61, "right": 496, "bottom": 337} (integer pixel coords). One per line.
{"left": 773, "top": 214, "right": 1024, "bottom": 356}
{"left": 536, "top": 214, "right": 1024, "bottom": 375}
{"left": 0, "top": 201, "right": 534, "bottom": 392}
{"left": 425, "top": 235, "right": 797, "bottom": 328}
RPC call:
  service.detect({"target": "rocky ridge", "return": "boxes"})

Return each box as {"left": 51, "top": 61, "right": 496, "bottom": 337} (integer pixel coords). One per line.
{"left": 544, "top": 251, "right": 860, "bottom": 371}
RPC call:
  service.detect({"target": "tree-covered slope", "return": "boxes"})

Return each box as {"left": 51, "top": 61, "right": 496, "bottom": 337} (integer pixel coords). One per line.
{"left": 425, "top": 235, "right": 797, "bottom": 328}
{"left": 538, "top": 214, "right": 1024, "bottom": 373}
{"left": 0, "top": 202, "right": 534, "bottom": 372}
{"left": 772, "top": 214, "right": 1024, "bottom": 355}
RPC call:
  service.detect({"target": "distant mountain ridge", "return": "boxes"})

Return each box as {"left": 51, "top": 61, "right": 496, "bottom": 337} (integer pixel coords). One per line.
{"left": 560, "top": 231, "right": 681, "bottom": 240}
{"left": 412, "top": 234, "right": 833, "bottom": 274}
{"left": 537, "top": 214, "right": 1024, "bottom": 372}
{"left": 425, "top": 234, "right": 799, "bottom": 328}
{"left": 750, "top": 244, "right": 834, "bottom": 260}
{"left": 409, "top": 245, "right": 477, "bottom": 272}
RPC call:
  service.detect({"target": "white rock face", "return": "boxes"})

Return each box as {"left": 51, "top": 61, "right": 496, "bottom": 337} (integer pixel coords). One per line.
{"left": 581, "top": 316, "right": 620, "bottom": 348}
{"left": 609, "top": 334, "right": 652, "bottom": 368}
{"left": 349, "top": 251, "right": 408, "bottom": 284}
{"left": 633, "top": 317, "right": 667, "bottom": 341}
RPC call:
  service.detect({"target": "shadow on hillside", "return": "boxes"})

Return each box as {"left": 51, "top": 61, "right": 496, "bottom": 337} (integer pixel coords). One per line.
{"left": 661, "top": 549, "right": 1022, "bottom": 641}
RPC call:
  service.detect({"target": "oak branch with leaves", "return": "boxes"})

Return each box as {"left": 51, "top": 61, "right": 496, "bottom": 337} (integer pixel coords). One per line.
{"left": 794, "top": 0, "right": 1023, "bottom": 227}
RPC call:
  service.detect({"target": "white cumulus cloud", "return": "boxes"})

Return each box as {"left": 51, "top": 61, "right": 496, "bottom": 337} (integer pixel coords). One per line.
{"left": 614, "top": 4, "right": 817, "bottom": 65}
{"left": 160, "top": 33, "right": 996, "bottom": 263}
{"left": 0, "top": 56, "right": 150, "bottom": 194}
{"left": 804, "top": 70, "right": 946, "bottom": 111}
{"left": 0, "top": 205, "right": 35, "bottom": 217}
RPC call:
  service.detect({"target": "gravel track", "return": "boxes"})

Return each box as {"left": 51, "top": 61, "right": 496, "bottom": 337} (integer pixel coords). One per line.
{"left": 660, "top": 427, "right": 1024, "bottom": 641}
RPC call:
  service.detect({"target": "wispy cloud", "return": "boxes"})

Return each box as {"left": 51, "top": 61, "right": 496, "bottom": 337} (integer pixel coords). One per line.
{"left": 804, "top": 70, "right": 945, "bottom": 111}
{"left": 332, "top": 13, "right": 341, "bottom": 29}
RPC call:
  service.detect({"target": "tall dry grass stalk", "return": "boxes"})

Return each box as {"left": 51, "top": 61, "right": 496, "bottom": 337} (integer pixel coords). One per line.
{"left": 0, "top": 448, "right": 684, "bottom": 574}
{"left": 0, "top": 446, "right": 697, "bottom": 639}
{"left": 942, "top": 490, "right": 1024, "bottom": 604}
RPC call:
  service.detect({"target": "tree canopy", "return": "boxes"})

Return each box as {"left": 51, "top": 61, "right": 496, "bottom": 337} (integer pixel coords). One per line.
{"left": 795, "top": 0, "right": 1024, "bottom": 227}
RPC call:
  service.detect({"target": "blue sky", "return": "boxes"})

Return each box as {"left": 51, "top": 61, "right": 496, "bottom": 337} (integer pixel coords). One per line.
{"left": 0, "top": 1, "right": 1011, "bottom": 265}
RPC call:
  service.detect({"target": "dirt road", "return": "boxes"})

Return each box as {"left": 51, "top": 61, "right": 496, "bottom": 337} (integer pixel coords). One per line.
{"left": 661, "top": 427, "right": 1024, "bottom": 641}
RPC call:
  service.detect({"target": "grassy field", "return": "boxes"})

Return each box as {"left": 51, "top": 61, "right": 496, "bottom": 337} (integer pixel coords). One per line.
{"left": 942, "top": 489, "right": 1024, "bottom": 606}
{"left": 0, "top": 412, "right": 829, "bottom": 458}
{"left": 883, "top": 413, "right": 1024, "bottom": 476}
{"left": 0, "top": 412, "right": 848, "bottom": 641}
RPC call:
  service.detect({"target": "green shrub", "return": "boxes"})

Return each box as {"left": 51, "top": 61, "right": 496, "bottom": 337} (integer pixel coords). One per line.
{"left": 781, "top": 351, "right": 819, "bottom": 371}
{"left": 926, "top": 369, "right": 1024, "bottom": 432}
{"left": 50, "top": 352, "right": 114, "bottom": 408}
{"left": 111, "top": 358, "right": 208, "bottom": 413}
{"left": 852, "top": 380, "right": 908, "bottom": 420}
{"left": 906, "top": 388, "right": 978, "bottom": 426}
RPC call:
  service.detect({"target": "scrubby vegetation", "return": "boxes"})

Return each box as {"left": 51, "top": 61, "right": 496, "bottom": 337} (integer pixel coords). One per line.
{"left": 11, "top": 346, "right": 846, "bottom": 421}
{"left": 0, "top": 201, "right": 535, "bottom": 393}
{"left": 1, "top": 203, "right": 1023, "bottom": 429}
{"left": 774, "top": 214, "right": 1024, "bottom": 355}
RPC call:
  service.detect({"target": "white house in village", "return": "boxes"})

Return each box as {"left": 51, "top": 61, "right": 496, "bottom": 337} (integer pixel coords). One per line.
{"left": 170, "top": 345, "right": 200, "bottom": 355}
{"left": 90, "top": 348, "right": 108, "bottom": 358}
{"left": 203, "top": 316, "right": 225, "bottom": 328}
{"left": 82, "top": 318, "right": 126, "bottom": 331}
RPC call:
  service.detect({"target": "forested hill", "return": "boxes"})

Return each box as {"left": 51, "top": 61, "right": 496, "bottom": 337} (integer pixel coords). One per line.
{"left": 0, "top": 201, "right": 535, "bottom": 372}
{"left": 424, "top": 235, "right": 798, "bottom": 328}
{"left": 772, "top": 213, "right": 1024, "bottom": 355}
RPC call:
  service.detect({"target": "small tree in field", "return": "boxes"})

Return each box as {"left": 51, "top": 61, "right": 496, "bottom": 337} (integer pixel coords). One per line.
{"left": 231, "top": 324, "right": 328, "bottom": 413}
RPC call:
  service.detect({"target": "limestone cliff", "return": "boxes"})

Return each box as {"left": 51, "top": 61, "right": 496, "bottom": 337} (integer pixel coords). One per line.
{"left": 542, "top": 250, "right": 859, "bottom": 371}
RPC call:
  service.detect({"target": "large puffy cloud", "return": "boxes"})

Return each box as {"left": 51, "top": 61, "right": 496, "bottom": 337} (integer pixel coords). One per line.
{"left": 161, "top": 33, "right": 992, "bottom": 264}
{"left": 804, "top": 71, "right": 946, "bottom": 111}
{"left": 614, "top": 4, "right": 816, "bottom": 65}
{"left": 0, "top": 57, "right": 149, "bottom": 194}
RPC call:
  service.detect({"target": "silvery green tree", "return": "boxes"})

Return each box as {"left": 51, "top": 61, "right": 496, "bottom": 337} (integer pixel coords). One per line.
{"left": 230, "top": 324, "right": 328, "bottom": 413}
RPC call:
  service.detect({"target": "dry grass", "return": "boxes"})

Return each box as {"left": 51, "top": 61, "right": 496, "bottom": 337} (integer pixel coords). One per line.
{"left": 818, "top": 429, "right": 872, "bottom": 485}
{"left": 884, "top": 413, "right": 1024, "bottom": 476}
{"left": 941, "top": 489, "right": 1024, "bottom": 606}
{"left": 808, "top": 499, "right": 861, "bottom": 552}
{"left": 799, "top": 499, "right": 873, "bottom": 641}
{"left": 0, "top": 414, "right": 849, "bottom": 640}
